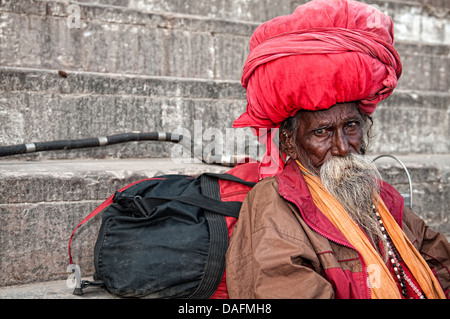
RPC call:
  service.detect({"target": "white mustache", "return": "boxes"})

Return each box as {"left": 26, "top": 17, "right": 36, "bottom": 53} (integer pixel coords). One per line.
{"left": 320, "top": 153, "right": 381, "bottom": 187}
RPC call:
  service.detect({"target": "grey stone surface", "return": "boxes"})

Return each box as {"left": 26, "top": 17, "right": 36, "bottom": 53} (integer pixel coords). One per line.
{"left": 371, "top": 154, "right": 450, "bottom": 234}
{"left": 0, "top": 158, "right": 229, "bottom": 204}
{"left": 370, "top": 91, "right": 450, "bottom": 154}
{"left": 397, "top": 42, "right": 449, "bottom": 93}
{"left": 0, "top": 201, "right": 101, "bottom": 287}
{"left": 0, "top": 277, "right": 118, "bottom": 299}
{"left": 73, "top": 0, "right": 450, "bottom": 28}
{"left": 0, "top": 0, "right": 255, "bottom": 80}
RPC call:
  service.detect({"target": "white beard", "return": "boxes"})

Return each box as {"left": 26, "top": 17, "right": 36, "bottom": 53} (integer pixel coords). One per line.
{"left": 319, "top": 153, "right": 388, "bottom": 258}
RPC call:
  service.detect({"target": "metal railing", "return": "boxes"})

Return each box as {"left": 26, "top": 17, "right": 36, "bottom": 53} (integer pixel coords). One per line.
{"left": 373, "top": 154, "right": 413, "bottom": 209}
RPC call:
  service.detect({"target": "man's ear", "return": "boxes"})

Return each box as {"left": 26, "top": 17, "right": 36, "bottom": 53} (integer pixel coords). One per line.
{"left": 280, "top": 130, "right": 297, "bottom": 160}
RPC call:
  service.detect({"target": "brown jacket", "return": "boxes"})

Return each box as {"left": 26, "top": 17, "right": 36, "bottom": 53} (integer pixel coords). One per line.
{"left": 225, "top": 160, "right": 450, "bottom": 299}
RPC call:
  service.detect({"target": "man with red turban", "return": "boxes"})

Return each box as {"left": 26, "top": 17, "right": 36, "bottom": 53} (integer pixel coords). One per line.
{"left": 225, "top": 0, "right": 449, "bottom": 299}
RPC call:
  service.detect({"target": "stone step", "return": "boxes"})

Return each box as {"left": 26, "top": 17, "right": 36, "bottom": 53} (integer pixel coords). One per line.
{"left": 1, "top": 0, "right": 449, "bottom": 88}
{"left": 0, "top": 66, "right": 253, "bottom": 160}
{"left": 73, "top": 0, "right": 450, "bottom": 26}
{"left": 1, "top": 67, "right": 449, "bottom": 160}
{"left": 0, "top": 277, "right": 116, "bottom": 299}
{"left": 0, "top": 0, "right": 256, "bottom": 81}
{"left": 0, "top": 155, "right": 448, "bottom": 289}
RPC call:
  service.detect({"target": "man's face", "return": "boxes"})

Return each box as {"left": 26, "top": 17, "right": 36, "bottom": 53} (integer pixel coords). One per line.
{"left": 286, "top": 102, "right": 365, "bottom": 175}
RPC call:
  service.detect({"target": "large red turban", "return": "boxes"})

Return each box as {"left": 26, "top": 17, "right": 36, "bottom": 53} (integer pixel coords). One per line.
{"left": 233, "top": 0, "right": 402, "bottom": 178}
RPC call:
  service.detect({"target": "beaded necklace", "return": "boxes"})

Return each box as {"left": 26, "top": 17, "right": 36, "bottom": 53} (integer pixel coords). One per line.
{"left": 373, "top": 205, "right": 425, "bottom": 299}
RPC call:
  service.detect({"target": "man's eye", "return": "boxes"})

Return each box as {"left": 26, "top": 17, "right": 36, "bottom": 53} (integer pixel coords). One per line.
{"left": 347, "top": 121, "right": 358, "bottom": 129}
{"left": 315, "top": 128, "right": 327, "bottom": 135}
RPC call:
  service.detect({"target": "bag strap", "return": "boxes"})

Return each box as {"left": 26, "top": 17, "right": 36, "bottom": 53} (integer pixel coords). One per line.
{"left": 68, "top": 177, "right": 154, "bottom": 265}
{"left": 189, "top": 173, "right": 255, "bottom": 298}
{"left": 201, "top": 172, "right": 257, "bottom": 187}
{"left": 189, "top": 173, "right": 230, "bottom": 298}
{"left": 138, "top": 193, "right": 242, "bottom": 218}
{"left": 137, "top": 173, "right": 256, "bottom": 218}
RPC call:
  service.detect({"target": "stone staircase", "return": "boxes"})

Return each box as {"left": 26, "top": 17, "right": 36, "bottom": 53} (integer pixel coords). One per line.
{"left": 0, "top": 0, "right": 449, "bottom": 298}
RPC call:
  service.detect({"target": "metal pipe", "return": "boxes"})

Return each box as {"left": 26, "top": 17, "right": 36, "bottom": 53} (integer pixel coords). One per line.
{"left": 372, "top": 154, "right": 413, "bottom": 209}
{"left": 0, "top": 132, "right": 252, "bottom": 167}
{"left": 0, "top": 132, "right": 182, "bottom": 158}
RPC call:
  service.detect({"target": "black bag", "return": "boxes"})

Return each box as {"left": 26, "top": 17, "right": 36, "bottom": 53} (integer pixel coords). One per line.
{"left": 68, "top": 172, "right": 255, "bottom": 298}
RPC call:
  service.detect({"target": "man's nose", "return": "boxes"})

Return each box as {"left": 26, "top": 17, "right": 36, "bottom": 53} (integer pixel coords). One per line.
{"left": 331, "top": 130, "right": 350, "bottom": 157}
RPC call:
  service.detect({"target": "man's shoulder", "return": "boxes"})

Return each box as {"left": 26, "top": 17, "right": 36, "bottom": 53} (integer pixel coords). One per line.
{"left": 242, "top": 176, "right": 307, "bottom": 234}
{"left": 249, "top": 176, "right": 280, "bottom": 195}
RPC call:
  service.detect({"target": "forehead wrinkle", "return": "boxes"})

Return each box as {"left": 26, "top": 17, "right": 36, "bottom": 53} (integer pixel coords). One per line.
{"left": 299, "top": 103, "right": 361, "bottom": 128}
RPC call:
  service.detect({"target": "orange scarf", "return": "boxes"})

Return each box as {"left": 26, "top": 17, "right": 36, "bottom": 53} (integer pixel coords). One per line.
{"left": 296, "top": 160, "right": 445, "bottom": 299}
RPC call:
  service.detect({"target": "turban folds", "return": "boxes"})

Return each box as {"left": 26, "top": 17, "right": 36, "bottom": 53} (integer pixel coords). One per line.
{"left": 233, "top": 0, "right": 402, "bottom": 178}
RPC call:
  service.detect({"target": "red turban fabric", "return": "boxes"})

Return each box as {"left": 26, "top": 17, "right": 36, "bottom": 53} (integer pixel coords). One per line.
{"left": 233, "top": 0, "right": 402, "bottom": 178}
